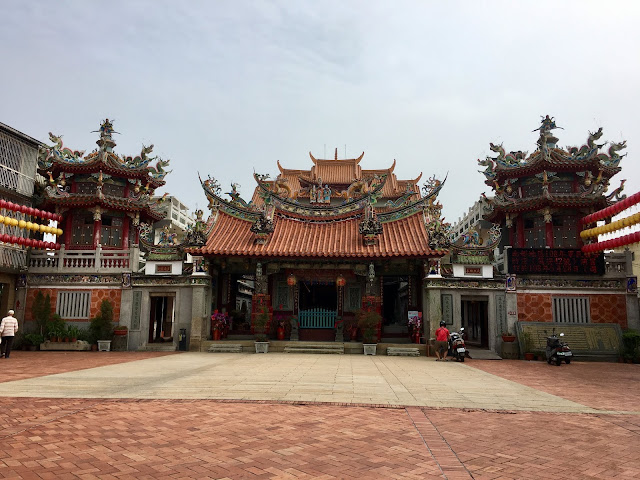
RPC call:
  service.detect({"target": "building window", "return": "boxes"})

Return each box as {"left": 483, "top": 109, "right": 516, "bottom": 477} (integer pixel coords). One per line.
{"left": 524, "top": 216, "right": 545, "bottom": 248}
{"left": 521, "top": 184, "right": 542, "bottom": 197}
{"left": 100, "top": 216, "right": 123, "bottom": 247}
{"left": 76, "top": 182, "right": 96, "bottom": 194}
{"left": 71, "top": 215, "right": 94, "bottom": 246}
{"left": 274, "top": 281, "right": 292, "bottom": 310}
{"left": 56, "top": 291, "right": 91, "bottom": 319}
{"left": 552, "top": 215, "right": 578, "bottom": 248}
{"left": 102, "top": 183, "right": 125, "bottom": 197}
{"left": 346, "top": 286, "right": 362, "bottom": 312}
{"left": 552, "top": 297, "right": 590, "bottom": 323}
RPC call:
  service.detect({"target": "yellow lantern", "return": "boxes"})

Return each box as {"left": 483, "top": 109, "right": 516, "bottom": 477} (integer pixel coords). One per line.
{"left": 3, "top": 216, "right": 11, "bottom": 226}
{"left": 18, "top": 220, "right": 26, "bottom": 229}
{"left": 39, "top": 224, "right": 46, "bottom": 233}
{"left": 30, "top": 222, "right": 38, "bottom": 231}
{"left": 0, "top": 215, "right": 4, "bottom": 224}
{"left": 57, "top": 228, "right": 63, "bottom": 236}
{"left": 25, "top": 221, "right": 33, "bottom": 230}
{"left": 10, "top": 218, "right": 18, "bottom": 227}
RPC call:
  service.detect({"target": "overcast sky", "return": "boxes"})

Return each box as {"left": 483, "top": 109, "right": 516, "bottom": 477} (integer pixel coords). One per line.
{"left": 2, "top": 0, "right": 639, "bottom": 225}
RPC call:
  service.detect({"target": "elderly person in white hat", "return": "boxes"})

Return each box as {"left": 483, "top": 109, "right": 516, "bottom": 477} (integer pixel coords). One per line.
{"left": 0, "top": 309, "right": 18, "bottom": 358}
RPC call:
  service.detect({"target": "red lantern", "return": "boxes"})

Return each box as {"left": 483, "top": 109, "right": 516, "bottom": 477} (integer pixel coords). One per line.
{"left": 4, "top": 202, "right": 14, "bottom": 212}
{"left": 287, "top": 274, "right": 297, "bottom": 286}
{"left": 55, "top": 243, "right": 61, "bottom": 250}
{"left": 27, "top": 207, "right": 35, "bottom": 216}
{"left": 0, "top": 200, "right": 5, "bottom": 210}
{"left": 336, "top": 274, "right": 346, "bottom": 287}
{"left": 9, "top": 236, "right": 17, "bottom": 244}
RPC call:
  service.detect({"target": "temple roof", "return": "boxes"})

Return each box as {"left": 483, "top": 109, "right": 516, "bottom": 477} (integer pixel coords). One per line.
{"left": 37, "top": 119, "right": 171, "bottom": 190}
{"left": 194, "top": 209, "right": 445, "bottom": 258}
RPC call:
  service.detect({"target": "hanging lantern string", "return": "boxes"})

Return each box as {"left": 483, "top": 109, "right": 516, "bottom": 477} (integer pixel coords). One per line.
{"left": 0, "top": 214, "right": 63, "bottom": 235}
{"left": 580, "top": 211, "right": 640, "bottom": 239}
{"left": 0, "top": 200, "right": 62, "bottom": 222}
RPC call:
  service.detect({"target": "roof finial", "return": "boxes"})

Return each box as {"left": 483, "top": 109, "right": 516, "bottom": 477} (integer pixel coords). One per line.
{"left": 93, "top": 118, "right": 118, "bottom": 152}
{"left": 335, "top": 147, "right": 338, "bottom": 160}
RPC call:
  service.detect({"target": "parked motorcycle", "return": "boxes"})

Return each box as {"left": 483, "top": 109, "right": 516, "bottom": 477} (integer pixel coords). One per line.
{"left": 545, "top": 330, "right": 572, "bottom": 366}
{"left": 449, "top": 327, "right": 469, "bottom": 362}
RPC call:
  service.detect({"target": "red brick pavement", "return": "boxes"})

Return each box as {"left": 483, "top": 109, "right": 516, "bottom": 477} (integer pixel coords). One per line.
{"left": 0, "top": 398, "right": 637, "bottom": 479}
{"left": 0, "top": 351, "right": 177, "bottom": 383}
{"left": 468, "top": 359, "right": 640, "bottom": 412}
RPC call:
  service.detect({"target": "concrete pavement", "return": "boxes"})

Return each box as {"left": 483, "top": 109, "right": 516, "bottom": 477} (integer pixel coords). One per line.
{"left": 0, "top": 352, "right": 614, "bottom": 413}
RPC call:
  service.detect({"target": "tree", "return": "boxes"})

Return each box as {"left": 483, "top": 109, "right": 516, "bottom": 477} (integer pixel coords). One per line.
{"left": 32, "top": 291, "right": 52, "bottom": 335}
{"left": 89, "top": 299, "right": 115, "bottom": 343}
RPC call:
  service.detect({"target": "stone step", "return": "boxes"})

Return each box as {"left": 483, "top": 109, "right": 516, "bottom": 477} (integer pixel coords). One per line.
{"left": 137, "top": 343, "right": 176, "bottom": 352}
{"left": 208, "top": 344, "right": 244, "bottom": 353}
{"left": 284, "top": 344, "right": 344, "bottom": 354}
{"left": 381, "top": 337, "right": 412, "bottom": 344}
{"left": 387, "top": 347, "right": 420, "bottom": 357}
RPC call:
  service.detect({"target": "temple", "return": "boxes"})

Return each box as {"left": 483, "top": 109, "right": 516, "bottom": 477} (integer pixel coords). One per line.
{"left": 186, "top": 149, "right": 451, "bottom": 350}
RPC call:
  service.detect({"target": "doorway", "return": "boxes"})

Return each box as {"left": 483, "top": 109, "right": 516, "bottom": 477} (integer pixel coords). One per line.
{"left": 382, "top": 276, "right": 409, "bottom": 325}
{"left": 461, "top": 298, "right": 489, "bottom": 348}
{"left": 148, "top": 295, "right": 175, "bottom": 343}
{"left": 299, "top": 283, "right": 337, "bottom": 311}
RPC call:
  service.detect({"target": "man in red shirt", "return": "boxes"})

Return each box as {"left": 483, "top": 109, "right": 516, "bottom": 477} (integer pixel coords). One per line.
{"left": 434, "top": 320, "right": 450, "bottom": 361}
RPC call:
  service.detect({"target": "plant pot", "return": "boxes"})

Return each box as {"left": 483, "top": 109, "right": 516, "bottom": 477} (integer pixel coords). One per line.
{"left": 113, "top": 330, "right": 127, "bottom": 336}
{"left": 213, "top": 329, "right": 221, "bottom": 341}
{"left": 524, "top": 352, "right": 535, "bottom": 361}
{"left": 255, "top": 341, "right": 269, "bottom": 354}
{"left": 363, "top": 344, "right": 377, "bottom": 356}
{"left": 28, "top": 345, "right": 37, "bottom": 351}
{"left": 63, "top": 337, "right": 69, "bottom": 343}
{"left": 414, "top": 332, "right": 421, "bottom": 344}
{"left": 70, "top": 337, "right": 77, "bottom": 343}
{"left": 277, "top": 327, "right": 285, "bottom": 340}
{"left": 97, "top": 340, "right": 111, "bottom": 352}
{"left": 502, "top": 335, "right": 516, "bottom": 343}
{"left": 91, "top": 344, "right": 98, "bottom": 352}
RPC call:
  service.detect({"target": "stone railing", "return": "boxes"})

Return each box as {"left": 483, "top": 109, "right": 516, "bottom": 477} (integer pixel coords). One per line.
{"left": 0, "top": 245, "right": 27, "bottom": 271}
{"left": 28, "top": 245, "right": 139, "bottom": 273}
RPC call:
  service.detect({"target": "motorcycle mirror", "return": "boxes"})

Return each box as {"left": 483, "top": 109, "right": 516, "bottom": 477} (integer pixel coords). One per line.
{"left": 560, "top": 333, "right": 565, "bottom": 337}
{"left": 460, "top": 327, "right": 465, "bottom": 331}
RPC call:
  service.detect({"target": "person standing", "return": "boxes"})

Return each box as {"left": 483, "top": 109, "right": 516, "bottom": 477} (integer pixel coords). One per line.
{"left": 434, "top": 320, "right": 450, "bottom": 361}
{"left": 0, "top": 309, "right": 19, "bottom": 359}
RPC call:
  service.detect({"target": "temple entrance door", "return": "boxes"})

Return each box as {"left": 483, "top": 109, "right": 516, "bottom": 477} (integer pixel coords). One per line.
{"left": 382, "top": 276, "right": 409, "bottom": 325}
{"left": 461, "top": 297, "right": 488, "bottom": 348}
{"left": 298, "top": 282, "right": 337, "bottom": 341}
{"left": 148, "top": 295, "right": 175, "bottom": 343}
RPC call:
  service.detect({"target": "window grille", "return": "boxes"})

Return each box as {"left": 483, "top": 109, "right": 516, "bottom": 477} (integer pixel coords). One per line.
{"left": 552, "top": 297, "right": 590, "bottom": 323}
{"left": 56, "top": 291, "right": 91, "bottom": 319}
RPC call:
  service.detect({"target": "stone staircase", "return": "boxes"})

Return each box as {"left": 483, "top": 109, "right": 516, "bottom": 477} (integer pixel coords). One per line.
{"left": 387, "top": 346, "right": 420, "bottom": 357}
{"left": 138, "top": 343, "right": 176, "bottom": 352}
{"left": 208, "top": 343, "right": 244, "bottom": 353}
{"left": 284, "top": 343, "right": 344, "bottom": 354}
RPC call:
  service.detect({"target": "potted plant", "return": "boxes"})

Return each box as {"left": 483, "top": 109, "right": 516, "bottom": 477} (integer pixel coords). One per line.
{"left": 67, "top": 325, "right": 80, "bottom": 342}
{"left": 520, "top": 330, "right": 535, "bottom": 361}
{"left": 113, "top": 325, "right": 128, "bottom": 336}
{"left": 24, "top": 333, "right": 44, "bottom": 351}
{"left": 502, "top": 331, "right": 516, "bottom": 343}
{"left": 408, "top": 314, "right": 422, "bottom": 344}
{"left": 252, "top": 306, "right": 270, "bottom": 353}
{"left": 210, "top": 310, "right": 229, "bottom": 341}
{"left": 32, "top": 291, "right": 52, "bottom": 336}
{"left": 89, "top": 299, "right": 115, "bottom": 351}
{"left": 357, "top": 309, "right": 381, "bottom": 355}
{"left": 622, "top": 330, "right": 640, "bottom": 364}
{"left": 276, "top": 315, "right": 286, "bottom": 341}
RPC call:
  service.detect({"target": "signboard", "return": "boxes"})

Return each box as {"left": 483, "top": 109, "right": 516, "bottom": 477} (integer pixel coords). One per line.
{"left": 464, "top": 266, "right": 482, "bottom": 276}
{"left": 507, "top": 248, "right": 604, "bottom": 275}
{"left": 441, "top": 294, "right": 453, "bottom": 325}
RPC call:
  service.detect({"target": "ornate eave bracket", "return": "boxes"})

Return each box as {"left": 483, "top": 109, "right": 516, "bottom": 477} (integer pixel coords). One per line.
{"left": 250, "top": 206, "right": 275, "bottom": 245}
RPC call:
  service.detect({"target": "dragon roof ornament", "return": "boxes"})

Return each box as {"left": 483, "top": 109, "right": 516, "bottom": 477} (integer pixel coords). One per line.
{"left": 37, "top": 119, "right": 172, "bottom": 184}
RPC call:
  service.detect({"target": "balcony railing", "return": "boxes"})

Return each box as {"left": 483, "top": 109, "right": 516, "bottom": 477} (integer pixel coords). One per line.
{"left": 28, "top": 245, "right": 139, "bottom": 273}
{"left": 0, "top": 245, "right": 27, "bottom": 271}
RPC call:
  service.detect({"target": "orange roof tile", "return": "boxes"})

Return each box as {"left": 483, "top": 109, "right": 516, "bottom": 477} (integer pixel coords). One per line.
{"left": 199, "top": 210, "right": 443, "bottom": 258}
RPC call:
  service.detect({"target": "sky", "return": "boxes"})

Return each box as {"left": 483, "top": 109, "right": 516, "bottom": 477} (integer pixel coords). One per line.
{"left": 2, "top": 0, "right": 640, "bottom": 227}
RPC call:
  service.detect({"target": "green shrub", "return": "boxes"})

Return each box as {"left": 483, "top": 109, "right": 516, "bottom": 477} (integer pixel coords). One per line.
{"left": 622, "top": 330, "right": 640, "bottom": 361}
{"left": 89, "top": 299, "right": 115, "bottom": 343}
{"left": 356, "top": 309, "right": 381, "bottom": 343}
{"left": 24, "top": 333, "right": 44, "bottom": 347}
{"left": 252, "top": 306, "right": 270, "bottom": 342}
{"left": 45, "top": 314, "right": 66, "bottom": 339}
{"left": 32, "top": 291, "right": 52, "bottom": 335}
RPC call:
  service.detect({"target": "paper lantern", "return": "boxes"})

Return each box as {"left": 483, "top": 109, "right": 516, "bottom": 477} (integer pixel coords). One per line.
{"left": 57, "top": 228, "right": 63, "bottom": 236}
{"left": 0, "top": 200, "right": 5, "bottom": 209}
{"left": 39, "top": 224, "right": 46, "bottom": 233}
{"left": 18, "top": 220, "right": 26, "bottom": 229}
{"left": 0, "top": 234, "right": 7, "bottom": 243}
{"left": 4, "top": 202, "right": 14, "bottom": 211}
{"left": 287, "top": 274, "right": 297, "bottom": 286}
{"left": 336, "top": 275, "right": 346, "bottom": 287}
{"left": 54, "top": 243, "right": 61, "bottom": 250}
{"left": 9, "top": 218, "right": 18, "bottom": 227}
{"left": 27, "top": 207, "right": 35, "bottom": 216}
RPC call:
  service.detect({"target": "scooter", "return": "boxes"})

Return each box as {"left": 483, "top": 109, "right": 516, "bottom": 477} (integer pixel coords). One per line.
{"left": 545, "top": 330, "right": 572, "bottom": 366}
{"left": 449, "top": 327, "right": 469, "bottom": 362}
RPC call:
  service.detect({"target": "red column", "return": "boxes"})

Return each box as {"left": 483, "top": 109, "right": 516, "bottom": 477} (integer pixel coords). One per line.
{"left": 122, "top": 216, "right": 130, "bottom": 249}
{"left": 545, "top": 221, "right": 554, "bottom": 248}
{"left": 64, "top": 215, "right": 72, "bottom": 247}
{"left": 93, "top": 218, "right": 102, "bottom": 247}
{"left": 516, "top": 216, "right": 525, "bottom": 248}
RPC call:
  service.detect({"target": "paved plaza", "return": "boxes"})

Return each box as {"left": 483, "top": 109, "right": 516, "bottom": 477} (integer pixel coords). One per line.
{"left": 0, "top": 352, "right": 638, "bottom": 479}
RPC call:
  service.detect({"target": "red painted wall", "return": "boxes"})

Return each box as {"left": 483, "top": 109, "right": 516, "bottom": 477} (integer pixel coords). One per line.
{"left": 517, "top": 292, "right": 627, "bottom": 328}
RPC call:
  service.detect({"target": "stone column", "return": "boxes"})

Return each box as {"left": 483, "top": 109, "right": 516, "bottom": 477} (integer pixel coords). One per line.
{"left": 188, "top": 256, "right": 211, "bottom": 352}
{"left": 423, "top": 285, "right": 442, "bottom": 340}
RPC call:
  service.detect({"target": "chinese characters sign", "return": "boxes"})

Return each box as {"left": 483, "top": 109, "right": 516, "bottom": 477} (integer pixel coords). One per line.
{"left": 507, "top": 248, "right": 604, "bottom": 275}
